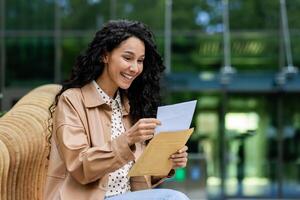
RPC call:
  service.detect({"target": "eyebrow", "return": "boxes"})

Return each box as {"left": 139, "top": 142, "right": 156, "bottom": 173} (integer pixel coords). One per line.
{"left": 123, "top": 50, "right": 145, "bottom": 58}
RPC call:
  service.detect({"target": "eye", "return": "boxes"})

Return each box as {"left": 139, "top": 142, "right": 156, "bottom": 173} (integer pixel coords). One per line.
{"left": 123, "top": 55, "right": 131, "bottom": 61}
{"left": 138, "top": 59, "right": 144, "bottom": 64}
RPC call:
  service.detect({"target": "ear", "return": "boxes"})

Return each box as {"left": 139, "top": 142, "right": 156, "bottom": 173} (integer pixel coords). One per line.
{"left": 102, "top": 53, "right": 109, "bottom": 64}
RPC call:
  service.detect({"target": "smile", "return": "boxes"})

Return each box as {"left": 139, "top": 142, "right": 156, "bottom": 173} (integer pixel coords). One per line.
{"left": 121, "top": 73, "right": 134, "bottom": 80}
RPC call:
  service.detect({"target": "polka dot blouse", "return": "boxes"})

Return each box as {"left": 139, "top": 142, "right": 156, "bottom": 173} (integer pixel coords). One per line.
{"left": 93, "top": 81, "right": 134, "bottom": 198}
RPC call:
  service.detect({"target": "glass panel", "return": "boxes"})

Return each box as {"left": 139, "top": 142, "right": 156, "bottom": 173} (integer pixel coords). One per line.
{"left": 282, "top": 94, "right": 300, "bottom": 198}
{"left": 228, "top": 0, "right": 280, "bottom": 71}
{"left": 6, "top": 0, "right": 55, "bottom": 30}
{"left": 196, "top": 94, "right": 222, "bottom": 199}
{"left": 154, "top": 36, "right": 165, "bottom": 59}
{"left": 285, "top": 0, "right": 300, "bottom": 29}
{"left": 171, "top": 0, "right": 223, "bottom": 73}
{"left": 60, "top": 0, "right": 110, "bottom": 30}
{"left": 225, "top": 94, "right": 279, "bottom": 198}
{"left": 172, "top": 34, "right": 222, "bottom": 72}
{"left": 171, "top": 33, "right": 279, "bottom": 72}
{"left": 287, "top": 0, "right": 300, "bottom": 74}
{"left": 229, "top": 0, "right": 279, "bottom": 30}
{"left": 61, "top": 36, "right": 92, "bottom": 80}
{"left": 5, "top": 37, "right": 54, "bottom": 87}
{"left": 170, "top": 0, "right": 281, "bottom": 73}
{"left": 231, "top": 33, "right": 279, "bottom": 71}
{"left": 115, "top": 0, "right": 165, "bottom": 31}
{"left": 172, "top": 0, "right": 222, "bottom": 32}
{"left": 291, "top": 35, "right": 300, "bottom": 67}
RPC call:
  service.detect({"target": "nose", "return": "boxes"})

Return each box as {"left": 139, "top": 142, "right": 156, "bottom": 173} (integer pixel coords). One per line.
{"left": 129, "top": 62, "right": 139, "bottom": 73}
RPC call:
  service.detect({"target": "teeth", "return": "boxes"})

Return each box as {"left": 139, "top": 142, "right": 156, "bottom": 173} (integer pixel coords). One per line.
{"left": 122, "top": 73, "right": 133, "bottom": 80}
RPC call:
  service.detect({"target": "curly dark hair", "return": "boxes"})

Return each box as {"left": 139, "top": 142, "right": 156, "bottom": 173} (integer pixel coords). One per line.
{"left": 48, "top": 20, "right": 165, "bottom": 136}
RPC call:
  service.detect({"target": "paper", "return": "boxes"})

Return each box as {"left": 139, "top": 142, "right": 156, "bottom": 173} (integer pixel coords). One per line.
{"left": 128, "top": 128, "right": 194, "bottom": 177}
{"left": 128, "top": 100, "right": 197, "bottom": 177}
{"left": 155, "top": 100, "right": 197, "bottom": 134}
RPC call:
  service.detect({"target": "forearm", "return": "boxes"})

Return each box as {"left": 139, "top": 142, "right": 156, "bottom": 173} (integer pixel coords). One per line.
{"left": 56, "top": 127, "right": 135, "bottom": 184}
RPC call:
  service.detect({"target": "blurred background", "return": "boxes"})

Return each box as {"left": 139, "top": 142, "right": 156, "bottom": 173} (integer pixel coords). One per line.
{"left": 1, "top": 0, "right": 300, "bottom": 199}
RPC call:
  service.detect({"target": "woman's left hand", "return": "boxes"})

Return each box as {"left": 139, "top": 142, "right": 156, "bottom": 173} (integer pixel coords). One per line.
{"left": 170, "top": 146, "right": 188, "bottom": 169}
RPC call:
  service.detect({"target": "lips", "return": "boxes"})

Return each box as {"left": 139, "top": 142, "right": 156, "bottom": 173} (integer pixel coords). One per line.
{"left": 121, "top": 72, "right": 134, "bottom": 80}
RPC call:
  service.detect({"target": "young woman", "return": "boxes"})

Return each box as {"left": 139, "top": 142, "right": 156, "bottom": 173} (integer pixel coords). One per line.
{"left": 45, "top": 20, "right": 190, "bottom": 200}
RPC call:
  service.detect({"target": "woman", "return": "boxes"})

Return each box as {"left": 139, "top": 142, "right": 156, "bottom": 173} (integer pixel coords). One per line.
{"left": 45, "top": 20, "right": 190, "bottom": 200}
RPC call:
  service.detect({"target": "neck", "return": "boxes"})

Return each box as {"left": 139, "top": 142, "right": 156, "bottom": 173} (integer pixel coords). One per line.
{"left": 95, "top": 76, "right": 118, "bottom": 99}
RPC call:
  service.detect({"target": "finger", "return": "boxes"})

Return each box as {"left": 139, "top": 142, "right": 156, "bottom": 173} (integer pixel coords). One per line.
{"left": 139, "top": 129, "right": 155, "bottom": 136}
{"left": 172, "top": 162, "right": 187, "bottom": 168}
{"left": 171, "top": 152, "right": 188, "bottom": 159}
{"left": 142, "top": 134, "right": 154, "bottom": 141}
{"left": 138, "top": 123, "right": 158, "bottom": 130}
{"left": 172, "top": 158, "right": 188, "bottom": 164}
{"left": 171, "top": 157, "right": 188, "bottom": 163}
{"left": 178, "top": 145, "right": 188, "bottom": 153}
{"left": 140, "top": 118, "right": 161, "bottom": 125}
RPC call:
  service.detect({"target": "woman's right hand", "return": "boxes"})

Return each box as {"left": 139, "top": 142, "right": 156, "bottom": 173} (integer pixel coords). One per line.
{"left": 125, "top": 118, "right": 161, "bottom": 145}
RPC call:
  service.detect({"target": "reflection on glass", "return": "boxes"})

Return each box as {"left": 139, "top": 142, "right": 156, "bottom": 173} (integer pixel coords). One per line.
{"left": 198, "top": 112, "right": 219, "bottom": 197}
{"left": 172, "top": 0, "right": 222, "bottom": 31}
{"left": 282, "top": 95, "right": 300, "bottom": 198}
{"left": 194, "top": 94, "right": 221, "bottom": 199}
{"left": 229, "top": 0, "right": 279, "bottom": 30}
{"left": 60, "top": 0, "right": 110, "bottom": 30}
{"left": 61, "top": 37, "right": 91, "bottom": 79}
{"left": 172, "top": 35, "right": 222, "bottom": 72}
{"left": 225, "top": 112, "right": 259, "bottom": 196}
{"left": 115, "top": 0, "right": 165, "bottom": 30}
{"left": 5, "top": 37, "right": 54, "bottom": 87}
{"left": 6, "top": 0, "right": 54, "bottom": 30}
{"left": 226, "top": 112, "right": 259, "bottom": 133}
{"left": 225, "top": 95, "right": 279, "bottom": 198}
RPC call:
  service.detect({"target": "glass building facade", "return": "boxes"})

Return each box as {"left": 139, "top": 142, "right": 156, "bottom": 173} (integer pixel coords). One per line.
{"left": 1, "top": 0, "right": 300, "bottom": 199}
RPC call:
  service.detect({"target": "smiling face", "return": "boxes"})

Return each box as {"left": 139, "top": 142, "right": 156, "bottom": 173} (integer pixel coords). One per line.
{"left": 96, "top": 36, "right": 145, "bottom": 98}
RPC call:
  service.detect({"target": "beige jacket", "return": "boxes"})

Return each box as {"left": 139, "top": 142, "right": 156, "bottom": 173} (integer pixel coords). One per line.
{"left": 44, "top": 82, "right": 171, "bottom": 200}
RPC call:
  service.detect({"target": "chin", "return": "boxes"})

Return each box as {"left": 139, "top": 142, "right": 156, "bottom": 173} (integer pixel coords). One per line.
{"left": 119, "top": 83, "right": 132, "bottom": 90}
{"left": 117, "top": 78, "right": 136, "bottom": 90}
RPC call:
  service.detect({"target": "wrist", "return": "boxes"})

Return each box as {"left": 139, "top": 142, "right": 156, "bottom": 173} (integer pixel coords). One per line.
{"left": 125, "top": 132, "right": 133, "bottom": 146}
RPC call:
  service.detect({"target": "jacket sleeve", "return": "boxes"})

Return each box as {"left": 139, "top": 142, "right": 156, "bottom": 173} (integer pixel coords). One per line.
{"left": 53, "top": 93, "right": 135, "bottom": 185}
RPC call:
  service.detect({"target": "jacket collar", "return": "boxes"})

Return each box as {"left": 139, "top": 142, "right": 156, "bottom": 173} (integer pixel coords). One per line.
{"left": 81, "top": 81, "right": 130, "bottom": 116}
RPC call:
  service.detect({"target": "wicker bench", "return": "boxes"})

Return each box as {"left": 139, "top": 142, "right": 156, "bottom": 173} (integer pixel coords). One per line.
{"left": 0, "top": 84, "right": 61, "bottom": 200}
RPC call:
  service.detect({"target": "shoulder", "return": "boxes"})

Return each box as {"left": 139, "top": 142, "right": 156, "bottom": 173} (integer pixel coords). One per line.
{"left": 61, "top": 88, "right": 82, "bottom": 99}
{"left": 58, "top": 88, "right": 84, "bottom": 108}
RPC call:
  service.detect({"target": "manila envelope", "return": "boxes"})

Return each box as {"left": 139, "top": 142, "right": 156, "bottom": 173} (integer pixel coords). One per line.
{"left": 128, "top": 128, "right": 194, "bottom": 177}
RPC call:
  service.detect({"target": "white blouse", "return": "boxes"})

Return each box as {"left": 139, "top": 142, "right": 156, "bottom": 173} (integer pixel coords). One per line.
{"left": 93, "top": 81, "right": 133, "bottom": 198}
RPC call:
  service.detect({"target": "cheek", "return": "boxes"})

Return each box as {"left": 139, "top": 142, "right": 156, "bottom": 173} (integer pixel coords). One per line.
{"left": 119, "top": 58, "right": 129, "bottom": 67}
{"left": 110, "top": 60, "right": 125, "bottom": 73}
